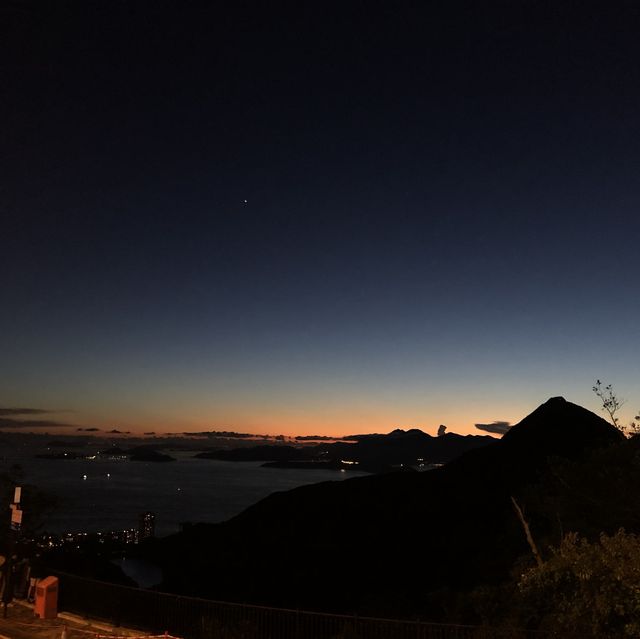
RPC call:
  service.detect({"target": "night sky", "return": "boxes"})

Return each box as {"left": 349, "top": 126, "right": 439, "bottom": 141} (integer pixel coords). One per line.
{"left": 2, "top": 2, "right": 640, "bottom": 435}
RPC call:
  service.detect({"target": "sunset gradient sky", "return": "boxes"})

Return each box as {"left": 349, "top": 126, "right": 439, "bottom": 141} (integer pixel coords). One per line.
{"left": 2, "top": 3, "right": 640, "bottom": 436}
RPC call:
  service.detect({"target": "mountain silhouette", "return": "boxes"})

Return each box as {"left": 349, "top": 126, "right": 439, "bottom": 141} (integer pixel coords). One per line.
{"left": 195, "top": 428, "right": 495, "bottom": 472}
{"left": 153, "top": 398, "right": 623, "bottom": 618}
{"left": 502, "top": 396, "right": 618, "bottom": 453}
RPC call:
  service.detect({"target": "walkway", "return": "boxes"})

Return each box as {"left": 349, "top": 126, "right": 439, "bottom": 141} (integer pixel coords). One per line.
{"left": 0, "top": 601, "right": 169, "bottom": 639}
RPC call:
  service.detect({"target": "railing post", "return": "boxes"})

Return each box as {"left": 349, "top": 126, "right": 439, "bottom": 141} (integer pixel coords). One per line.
{"left": 113, "top": 587, "right": 122, "bottom": 627}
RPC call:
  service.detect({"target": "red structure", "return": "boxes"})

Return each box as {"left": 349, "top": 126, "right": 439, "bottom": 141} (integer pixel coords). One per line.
{"left": 34, "top": 575, "right": 58, "bottom": 619}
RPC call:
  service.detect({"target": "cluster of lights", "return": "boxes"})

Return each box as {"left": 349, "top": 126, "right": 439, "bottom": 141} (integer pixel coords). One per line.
{"left": 33, "top": 527, "right": 141, "bottom": 550}
{"left": 43, "top": 449, "right": 128, "bottom": 461}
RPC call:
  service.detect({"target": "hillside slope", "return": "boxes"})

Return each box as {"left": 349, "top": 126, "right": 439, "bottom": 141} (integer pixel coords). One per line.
{"left": 155, "top": 397, "right": 623, "bottom": 618}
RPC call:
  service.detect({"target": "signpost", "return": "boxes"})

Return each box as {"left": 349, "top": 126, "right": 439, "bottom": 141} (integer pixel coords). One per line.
{"left": 3, "top": 486, "right": 22, "bottom": 618}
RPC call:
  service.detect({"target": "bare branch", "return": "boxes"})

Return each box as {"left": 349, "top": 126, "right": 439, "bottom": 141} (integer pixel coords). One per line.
{"left": 511, "top": 496, "right": 544, "bottom": 568}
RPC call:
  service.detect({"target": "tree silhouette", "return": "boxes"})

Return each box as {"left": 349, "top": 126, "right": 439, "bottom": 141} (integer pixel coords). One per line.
{"left": 518, "top": 529, "right": 640, "bottom": 638}
{"left": 592, "top": 380, "right": 625, "bottom": 432}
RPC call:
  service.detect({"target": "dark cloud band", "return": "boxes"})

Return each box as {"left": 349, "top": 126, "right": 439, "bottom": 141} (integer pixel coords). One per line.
{"left": 0, "top": 417, "right": 73, "bottom": 429}
{"left": 474, "top": 421, "right": 511, "bottom": 435}
{"left": 0, "top": 407, "right": 53, "bottom": 417}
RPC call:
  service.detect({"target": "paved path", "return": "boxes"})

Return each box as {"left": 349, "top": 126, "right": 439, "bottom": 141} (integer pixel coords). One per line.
{"left": 0, "top": 601, "right": 154, "bottom": 639}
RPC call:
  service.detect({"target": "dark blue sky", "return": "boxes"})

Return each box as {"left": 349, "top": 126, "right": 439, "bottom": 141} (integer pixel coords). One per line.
{"left": 2, "top": 2, "right": 640, "bottom": 434}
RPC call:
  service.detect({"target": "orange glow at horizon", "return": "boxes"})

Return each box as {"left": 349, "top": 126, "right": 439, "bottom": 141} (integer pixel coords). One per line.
{"left": 17, "top": 402, "right": 527, "bottom": 439}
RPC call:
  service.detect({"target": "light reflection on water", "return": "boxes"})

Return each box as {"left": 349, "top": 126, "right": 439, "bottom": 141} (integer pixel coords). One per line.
{"left": 2, "top": 450, "right": 366, "bottom": 537}
{"left": 112, "top": 557, "right": 163, "bottom": 588}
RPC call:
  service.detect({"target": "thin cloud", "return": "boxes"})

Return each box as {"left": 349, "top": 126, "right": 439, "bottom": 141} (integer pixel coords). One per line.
{"left": 0, "top": 407, "right": 55, "bottom": 416}
{"left": 0, "top": 407, "right": 88, "bottom": 430}
{"left": 474, "top": 421, "right": 512, "bottom": 435}
{"left": 0, "top": 417, "right": 74, "bottom": 429}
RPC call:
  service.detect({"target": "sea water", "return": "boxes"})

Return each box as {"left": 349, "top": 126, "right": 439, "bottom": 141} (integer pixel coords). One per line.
{"left": 1, "top": 449, "right": 366, "bottom": 537}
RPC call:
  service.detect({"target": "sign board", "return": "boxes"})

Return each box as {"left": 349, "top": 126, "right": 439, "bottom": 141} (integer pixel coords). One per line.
{"left": 11, "top": 507, "right": 22, "bottom": 530}
{"left": 13, "top": 487, "right": 21, "bottom": 504}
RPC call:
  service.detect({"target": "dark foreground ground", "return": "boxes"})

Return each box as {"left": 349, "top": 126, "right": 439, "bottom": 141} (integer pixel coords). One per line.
{"left": 0, "top": 600, "right": 148, "bottom": 639}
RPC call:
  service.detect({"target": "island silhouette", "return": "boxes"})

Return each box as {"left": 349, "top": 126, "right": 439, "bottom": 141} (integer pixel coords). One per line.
{"left": 195, "top": 428, "right": 495, "bottom": 473}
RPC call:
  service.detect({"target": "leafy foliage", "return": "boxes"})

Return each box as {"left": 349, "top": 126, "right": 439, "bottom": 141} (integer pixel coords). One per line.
{"left": 628, "top": 413, "right": 640, "bottom": 437}
{"left": 467, "top": 436, "right": 640, "bottom": 632}
{"left": 518, "top": 530, "right": 640, "bottom": 638}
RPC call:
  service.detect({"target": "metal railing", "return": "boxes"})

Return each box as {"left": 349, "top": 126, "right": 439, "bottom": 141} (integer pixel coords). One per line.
{"left": 54, "top": 571, "right": 540, "bottom": 639}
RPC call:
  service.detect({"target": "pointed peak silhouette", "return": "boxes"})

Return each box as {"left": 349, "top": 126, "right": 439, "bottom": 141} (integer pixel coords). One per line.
{"left": 501, "top": 395, "right": 623, "bottom": 454}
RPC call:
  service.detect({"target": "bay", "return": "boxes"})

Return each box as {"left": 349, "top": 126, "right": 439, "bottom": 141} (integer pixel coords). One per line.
{"left": 2, "top": 448, "right": 367, "bottom": 537}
